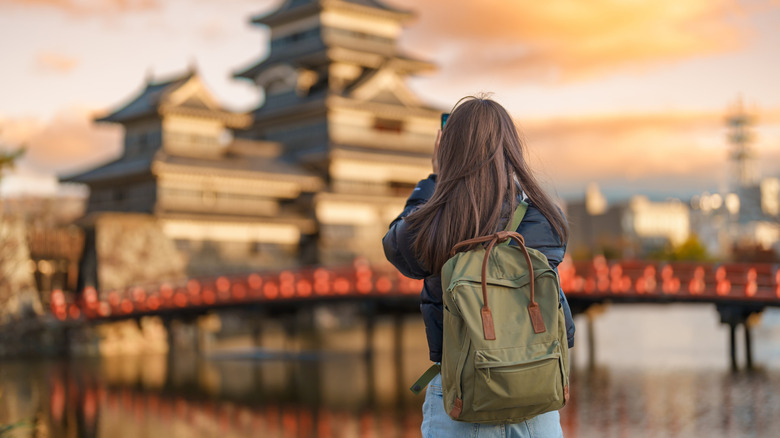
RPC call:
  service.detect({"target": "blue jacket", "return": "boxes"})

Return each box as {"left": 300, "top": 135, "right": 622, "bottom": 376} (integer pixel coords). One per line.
{"left": 382, "top": 174, "right": 575, "bottom": 362}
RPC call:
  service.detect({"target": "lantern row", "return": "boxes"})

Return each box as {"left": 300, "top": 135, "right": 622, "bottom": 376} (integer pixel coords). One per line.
{"left": 49, "top": 258, "right": 780, "bottom": 321}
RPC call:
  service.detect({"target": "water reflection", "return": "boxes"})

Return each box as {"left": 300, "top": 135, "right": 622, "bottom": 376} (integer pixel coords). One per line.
{"left": 566, "top": 366, "right": 780, "bottom": 438}
{"left": 3, "top": 307, "right": 780, "bottom": 437}
{"left": 4, "top": 356, "right": 780, "bottom": 438}
{"left": 1, "top": 354, "right": 425, "bottom": 438}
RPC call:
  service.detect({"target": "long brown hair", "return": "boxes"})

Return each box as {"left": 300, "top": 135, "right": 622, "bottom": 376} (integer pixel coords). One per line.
{"left": 406, "top": 96, "right": 568, "bottom": 273}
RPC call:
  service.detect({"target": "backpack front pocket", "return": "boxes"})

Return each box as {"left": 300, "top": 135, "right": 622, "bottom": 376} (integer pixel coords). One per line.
{"left": 472, "top": 349, "right": 562, "bottom": 412}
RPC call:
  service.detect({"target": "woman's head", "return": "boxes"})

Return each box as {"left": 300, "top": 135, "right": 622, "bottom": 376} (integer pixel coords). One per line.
{"left": 436, "top": 97, "right": 517, "bottom": 181}
{"left": 406, "top": 95, "right": 568, "bottom": 273}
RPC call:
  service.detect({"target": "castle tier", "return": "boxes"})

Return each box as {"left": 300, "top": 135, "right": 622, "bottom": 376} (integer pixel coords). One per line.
{"left": 234, "top": 0, "right": 440, "bottom": 264}
{"left": 64, "top": 69, "right": 322, "bottom": 285}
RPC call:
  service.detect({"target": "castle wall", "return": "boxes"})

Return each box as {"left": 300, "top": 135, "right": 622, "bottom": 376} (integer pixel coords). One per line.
{"left": 162, "top": 114, "right": 224, "bottom": 158}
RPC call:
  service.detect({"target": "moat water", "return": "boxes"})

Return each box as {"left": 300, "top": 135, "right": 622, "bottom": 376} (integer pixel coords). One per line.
{"left": 2, "top": 304, "right": 780, "bottom": 438}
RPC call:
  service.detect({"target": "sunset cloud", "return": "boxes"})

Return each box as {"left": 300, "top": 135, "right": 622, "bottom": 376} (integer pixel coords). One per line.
{"left": 0, "top": 0, "right": 159, "bottom": 15}
{"left": 35, "top": 51, "right": 79, "bottom": 74}
{"left": 526, "top": 112, "right": 723, "bottom": 181}
{"left": 520, "top": 109, "right": 780, "bottom": 197}
{"left": 392, "top": 0, "right": 751, "bottom": 82}
{"left": 4, "top": 107, "right": 776, "bottom": 201}
{"left": 0, "top": 108, "right": 121, "bottom": 175}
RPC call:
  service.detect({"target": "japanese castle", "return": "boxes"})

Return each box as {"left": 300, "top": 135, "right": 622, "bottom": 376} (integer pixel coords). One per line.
{"left": 65, "top": 0, "right": 440, "bottom": 286}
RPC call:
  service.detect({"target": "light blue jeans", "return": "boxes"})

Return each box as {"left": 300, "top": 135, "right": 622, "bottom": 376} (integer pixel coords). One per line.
{"left": 421, "top": 374, "right": 564, "bottom": 438}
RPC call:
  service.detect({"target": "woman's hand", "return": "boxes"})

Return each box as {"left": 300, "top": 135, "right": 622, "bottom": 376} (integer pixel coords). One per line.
{"left": 432, "top": 129, "right": 441, "bottom": 174}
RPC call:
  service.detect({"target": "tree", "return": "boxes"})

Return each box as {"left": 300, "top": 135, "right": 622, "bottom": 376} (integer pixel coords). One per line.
{"left": 0, "top": 147, "right": 25, "bottom": 182}
{"left": 648, "top": 234, "right": 711, "bottom": 262}
{"left": 0, "top": 136, "right": 38, "bottom": 323}
{"left": 0, "top": 126, "right": 26, "bottom": 183}
{"left": 672, "top": 235, "right": 710, "bottom": 261}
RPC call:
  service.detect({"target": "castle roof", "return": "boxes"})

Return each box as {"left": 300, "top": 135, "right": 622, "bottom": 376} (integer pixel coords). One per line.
{"left": 252, "top": 0, "right": 412, "bottom": 27}
{"left": 152, "top": 151, "right": 323, "bottom": 191}
{"left": 61, "top": 156, "right": 153, "bottom": 184}
{"left": 234, "top": 46, "right": 434, "bottom": 81}
{"left": 97, "top": 69, "right": 249, "bottom": 128}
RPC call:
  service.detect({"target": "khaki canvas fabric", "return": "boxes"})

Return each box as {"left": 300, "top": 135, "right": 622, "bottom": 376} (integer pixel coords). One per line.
{"left": 439, "top": 210, "right": 570, "bottom": 423}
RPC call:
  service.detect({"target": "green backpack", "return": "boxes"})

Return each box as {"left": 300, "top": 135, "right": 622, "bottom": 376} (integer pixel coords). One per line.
{"left": 415, "top": 202, "right": 570, "bottom": 423}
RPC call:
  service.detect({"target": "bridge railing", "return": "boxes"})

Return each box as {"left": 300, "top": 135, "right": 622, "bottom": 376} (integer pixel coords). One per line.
{"left": 48, "top": 257, "right": 780, "bottom": 322}
{"left": 559, "top": 256, "right": 779, "bottom": 304}
{"left": 49, "top": 259, "right": 424, "bottom": 321}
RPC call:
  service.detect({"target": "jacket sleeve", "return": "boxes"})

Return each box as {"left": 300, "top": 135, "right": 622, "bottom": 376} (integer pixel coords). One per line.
{"left": 382, "top": 174, "right": 436, "bottom": 280}
{"left": 515, "top": 204, "right": 566, "bottom": 268}
{"left": 554, "top": 267, "right": 576, "bottom": 348}
{"left": 516, "top": 204, "right": 576, "bottom": 348}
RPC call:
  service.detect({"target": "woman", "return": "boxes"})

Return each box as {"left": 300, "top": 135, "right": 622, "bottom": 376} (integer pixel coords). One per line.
{"left": 382, "top": 96, "right": 575, "bottom": 437}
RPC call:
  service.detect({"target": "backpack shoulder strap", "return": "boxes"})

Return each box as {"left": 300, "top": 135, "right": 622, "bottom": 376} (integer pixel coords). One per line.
{"left": 410, "top": 363, "right": 441, "bottom": 394}
{"left": 501, "top": 201, "right": 528, "bottom": 246}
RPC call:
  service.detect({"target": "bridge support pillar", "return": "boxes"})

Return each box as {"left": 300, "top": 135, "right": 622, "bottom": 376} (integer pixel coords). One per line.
{"left": 744, "top": 323, "right": 753, "bottom": 370}
{"left": 50, "top": 325, "right": 73, "bottom": 357}
{"left": 251, "top": 314, "right": 263, "bottom": 347}
{"left": 717, "top": 305, "right": 763, "bottom": 371}
{"left": 582, "top": 304, "right": 606, "bottom": 369}
{"left": 393, "top": 312, "right": 405, "bottom": 408}
{"left": 361, "top": 303, "right": 378, "bottom": 407}
{"left": 364, "top": 304, "right": 377, "bottom": 361}
{"left": 728, "top": 322, "right": 738, "bottom": 371}
{"left": 586, "top": 313, "right": 596, "bottom": 369}
{"left": 191, "top": 318, "right": 201, "bottom": 355}
{"left": 365, "top": 316, "right": 375, "bottom": 360}
{"left": 162, "top": 317, "right": 174, "bottom": 354}
{"left": 727, "top": 322, "right": 754, "bottom": 371}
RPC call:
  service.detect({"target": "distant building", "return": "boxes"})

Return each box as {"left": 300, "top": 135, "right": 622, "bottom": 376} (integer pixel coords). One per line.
{"left": 687, "top": 192, "right": 734, "bottom": 258}
{"left": 568, "top": 99, "right": 780, "bottom": 262}
{"left": 690, "top": 180, "right": 780, "bottom": 258}
{"left": 566, "top": 184, "right": 690, "bottom": 259}
{"left": 686, "top": 99, "right": 780, "bottom": 259}
{"left": 625, "top": 196, "right": 689, "bottom": 251}
{"left": 565, "top": 185, "right": 627, "bottom": 259}
{"left": 568, "top": 179, "right": 780, "bottom": 261}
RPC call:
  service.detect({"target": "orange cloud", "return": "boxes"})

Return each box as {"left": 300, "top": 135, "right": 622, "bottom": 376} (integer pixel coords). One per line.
{"left": 526, "top": 112, "right": 720, "bottom": 180}
{"left": 392, "top": 0, "right": 751, "bottom": 82}
{"left": 0, "top": 108, "right": 122, "bottom": 175}
{"left": 35, "top": 51, "right": 79, "bottom": 74}
{"left": 519, "top": 109, "right": 780, "bottom": 196}
{"left": 1, "top": 0, "right": 159, "bottom": 15}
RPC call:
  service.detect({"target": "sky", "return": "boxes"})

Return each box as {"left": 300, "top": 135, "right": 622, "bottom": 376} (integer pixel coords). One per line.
{"left": 1, "top": 0, "right": 779, "bottom": 200}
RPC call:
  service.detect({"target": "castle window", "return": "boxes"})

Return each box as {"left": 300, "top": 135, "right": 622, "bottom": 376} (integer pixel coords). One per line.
{"left": 373, "top": 118, "right": 403, "bottom": 133}
{"left": 327, "top": 27, "right": 393, "bottom": 45}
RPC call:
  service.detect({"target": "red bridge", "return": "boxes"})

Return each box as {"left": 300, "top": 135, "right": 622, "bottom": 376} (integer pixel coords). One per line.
{"left": 49, "top": 257, "right": 780, "bottom": 323}
{"left": 560, "top": 256, "right": 780, "bottom": 306}
{"left": 43, "top": 257, "right": 780, "bottom": 370}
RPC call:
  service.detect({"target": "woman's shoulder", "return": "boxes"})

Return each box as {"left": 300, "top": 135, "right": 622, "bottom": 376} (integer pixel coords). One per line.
{"left": 519, "top": 200, "right": 566, "bottom": 247}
